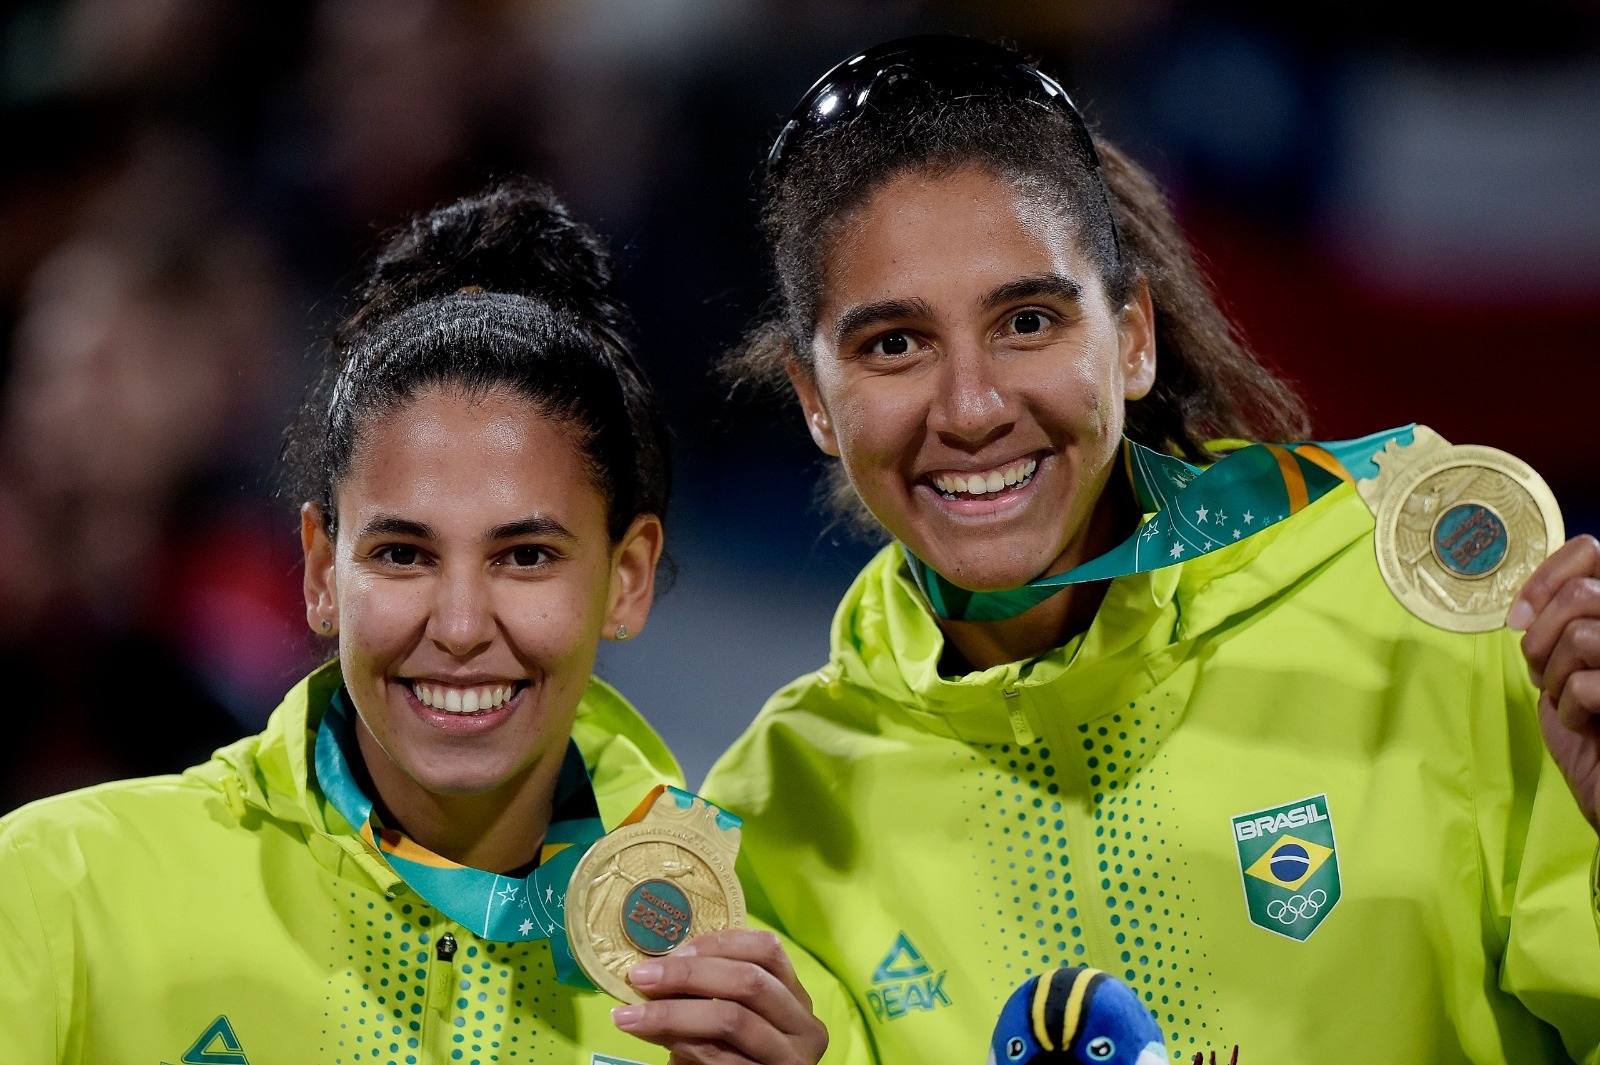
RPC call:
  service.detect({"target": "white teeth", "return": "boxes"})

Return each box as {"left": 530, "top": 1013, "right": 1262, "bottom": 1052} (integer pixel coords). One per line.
{"left": 411, "top": 681, "right": 517, "bottom": 715}
{"left": 932, "top": 457, "right": 1039, "bottom": 498}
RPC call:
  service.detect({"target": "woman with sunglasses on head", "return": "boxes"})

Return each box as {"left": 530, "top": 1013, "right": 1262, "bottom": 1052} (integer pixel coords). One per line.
{"left": 701, "top": 34, "right": 1600, "bottom": 1065}
{"left": 0, "top": 178, "right": 866, "bottom": 1065}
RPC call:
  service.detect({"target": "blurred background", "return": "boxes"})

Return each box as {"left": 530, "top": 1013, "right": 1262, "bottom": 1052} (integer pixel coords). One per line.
{"left": 0, "top": 0, "right": 1595, "bottom": 807}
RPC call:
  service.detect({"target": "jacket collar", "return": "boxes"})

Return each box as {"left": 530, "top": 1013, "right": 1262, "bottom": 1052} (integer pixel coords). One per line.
{"left": 826, "top": 485, "right": 1373, "bottom": 743}
{"left": 187, "top": 659, "right": 684, "bottom": 896}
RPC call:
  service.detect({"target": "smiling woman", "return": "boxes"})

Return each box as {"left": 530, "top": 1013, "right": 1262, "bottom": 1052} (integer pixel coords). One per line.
{"left": 701, "top": 33, "right": 1600, "bottom": 1065}
{"left": 0, "top": 180, "right": 864, "bottom": 1065}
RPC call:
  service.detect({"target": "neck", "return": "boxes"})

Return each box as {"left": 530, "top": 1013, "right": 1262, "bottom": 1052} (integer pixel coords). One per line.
{"left": 934, "top": 474, "right": 1141, "bottom": 673}
{"left": 353, "top": 722, "right": 560, "bottom": 874}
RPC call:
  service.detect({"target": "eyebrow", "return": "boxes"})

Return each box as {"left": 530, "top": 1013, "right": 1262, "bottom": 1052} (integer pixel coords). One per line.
{"left": 486, "top": 515, "right": 576, "bottom": 542}
{"left": 832, "top": 296, "right": 933, "bottom": 346}
{"left": 981, "top": 273, "right": 1085, "bottom": 311}
{"left": 356, "top": 515, "right": 434, "bottom": 541}
{"left": 354, "top": 514, "right": 577, "bottom": 543}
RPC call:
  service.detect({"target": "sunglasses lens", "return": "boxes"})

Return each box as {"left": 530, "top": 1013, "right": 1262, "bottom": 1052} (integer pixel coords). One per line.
{"left": 767, "top": 35, "right": 1080, "bottom": 179}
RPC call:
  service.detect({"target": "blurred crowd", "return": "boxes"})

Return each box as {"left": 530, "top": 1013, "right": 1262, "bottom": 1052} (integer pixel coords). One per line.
{"left": 1, "top": 0, "right": 1596, "bottom": 807}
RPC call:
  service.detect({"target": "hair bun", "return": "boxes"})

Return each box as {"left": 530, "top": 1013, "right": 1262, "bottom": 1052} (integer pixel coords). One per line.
{"left": 336, "top": 177, "right": 629, "bottom": 347}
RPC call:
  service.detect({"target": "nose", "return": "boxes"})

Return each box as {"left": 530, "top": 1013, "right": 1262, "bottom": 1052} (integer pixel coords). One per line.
{"left": 427, "top": 562, "right": 496, "bottom": 659}
{"left": 926, "top": 342, "right": 1015, "bottom": 449}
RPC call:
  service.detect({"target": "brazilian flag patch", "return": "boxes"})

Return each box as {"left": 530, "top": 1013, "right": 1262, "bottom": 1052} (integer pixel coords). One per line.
{"left": 1231, "top": 793, "right": 1341, "bottom": 941}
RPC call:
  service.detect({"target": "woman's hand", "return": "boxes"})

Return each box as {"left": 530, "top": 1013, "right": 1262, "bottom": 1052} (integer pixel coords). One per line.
{"left": 1510, "top": 534, "right": 1600, "bottom": 833}
{"left": 610, "top": 928, "right": 830, "bottom": 1065}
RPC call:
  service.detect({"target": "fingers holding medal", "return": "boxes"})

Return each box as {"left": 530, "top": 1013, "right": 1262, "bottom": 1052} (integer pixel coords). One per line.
{"left": 1509, "top": 534, "right": 1600, "bottom": 831}
{"left": 1360, "top": 429, "right": 1600, "bottom": 834}
{"left": 578, "top": 788, "right": 829, "bottom": 1064}
{"left": 566, "top": 787, "right": 746, "bottom": 1003}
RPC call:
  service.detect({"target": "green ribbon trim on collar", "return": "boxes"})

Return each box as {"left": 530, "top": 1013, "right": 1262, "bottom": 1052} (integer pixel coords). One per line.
{"left": 314, "top": 688, "right": 602, "bottom": 988}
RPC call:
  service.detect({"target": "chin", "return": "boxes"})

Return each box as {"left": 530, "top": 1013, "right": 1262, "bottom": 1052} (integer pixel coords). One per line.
{"left": 920, "top": 548, "right": 1056, "bottom": 595}
{"left": 409, "top": 761, "right": 516, "bottom": 798}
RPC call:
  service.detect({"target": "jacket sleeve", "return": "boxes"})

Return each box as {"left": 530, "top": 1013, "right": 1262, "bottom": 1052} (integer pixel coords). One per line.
{"left": 0, "top": 822, "right": 64, "bottom": 1063}
{"left": 1478, "top": 630, "right": 1600, "bottom": 1064}
{"left": 749, "top": 914, "right": 876, "bottom": 1065}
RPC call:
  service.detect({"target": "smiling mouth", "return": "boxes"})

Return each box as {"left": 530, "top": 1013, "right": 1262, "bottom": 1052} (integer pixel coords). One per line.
{"left": 404, "top": 679, "right": 527, "bottom": 716}
{"left": 928, "top": 455, "right": 1040, "bottom": 500}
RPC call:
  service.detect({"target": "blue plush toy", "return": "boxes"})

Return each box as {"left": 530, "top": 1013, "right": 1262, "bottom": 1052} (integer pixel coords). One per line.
{"left": 987, "top": 967, "right": 1169, "bottom": 1065}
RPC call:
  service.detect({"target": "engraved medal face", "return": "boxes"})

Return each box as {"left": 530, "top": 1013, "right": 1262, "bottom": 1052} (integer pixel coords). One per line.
{"left": 1360, "top": 428, "right": 1564, "bottom": 632}
{"left": 566, "top": 794, "right": 746, "bottom": 1003}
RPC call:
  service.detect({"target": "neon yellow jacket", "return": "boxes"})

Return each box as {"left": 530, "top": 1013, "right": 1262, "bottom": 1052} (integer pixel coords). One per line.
{"left": 0, "top": 662, "right": 870, "bottom": 1065}
{"left": 702, "top": 486, "right": 1600, "bottom": 1065}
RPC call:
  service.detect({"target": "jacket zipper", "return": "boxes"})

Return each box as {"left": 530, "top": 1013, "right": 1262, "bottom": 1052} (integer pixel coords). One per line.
{"left": 428, "top": 930, "right": 458, "bottom": 1020}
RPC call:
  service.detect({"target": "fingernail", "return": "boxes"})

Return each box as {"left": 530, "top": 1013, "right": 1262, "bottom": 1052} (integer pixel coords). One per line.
{"left": 611, "top": 1005, "right": 644, "bottom": 1029}
{"left": 1507, "top": 599, "right": 1534, "bottom": 631}
{"left": 672, "top": 942, "right": 697, "bottom": 958}
{"left": 629, "top": 962, "right": 662, "bottom": 987}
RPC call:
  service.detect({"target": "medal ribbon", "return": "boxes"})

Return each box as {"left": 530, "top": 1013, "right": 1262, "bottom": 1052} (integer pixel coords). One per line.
{"left": 314, "top": 688, "right": 602, "bottom": 987}
{"left": 907, "top": 425, "right": 1415, "bottom": 622}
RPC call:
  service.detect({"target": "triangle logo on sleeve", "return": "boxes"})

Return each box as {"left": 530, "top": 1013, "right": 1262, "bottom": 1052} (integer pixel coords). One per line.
{"left": 162, "top": 1015, "right": 249, "bottom": 1065}
{"left": 866, "top": 932, "right": 952, "bottom": 1022}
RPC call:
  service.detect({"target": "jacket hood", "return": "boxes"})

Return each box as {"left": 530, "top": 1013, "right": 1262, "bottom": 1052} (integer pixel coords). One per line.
{"left": 824, "top": 484, "right": 1374, "bottom": 743}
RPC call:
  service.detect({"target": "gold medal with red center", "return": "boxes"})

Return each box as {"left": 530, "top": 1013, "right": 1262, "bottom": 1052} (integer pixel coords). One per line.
{"left": 565, "top": 786, "right": 746, "bottom": 1003}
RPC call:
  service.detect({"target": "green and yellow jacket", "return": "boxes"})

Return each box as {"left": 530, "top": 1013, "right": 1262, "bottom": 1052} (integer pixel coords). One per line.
{"left": 703, "top": 485, "right": 1600, "bottom": 1065}
{"left": 0, "top": 662, "right": 869, "bottom": 1065}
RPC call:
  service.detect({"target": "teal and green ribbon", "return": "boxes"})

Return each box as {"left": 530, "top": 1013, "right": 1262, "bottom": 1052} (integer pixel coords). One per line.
{"left": 907, "top": 425, "right": 1414, "bottom": 622}
{"left": 314, "top": 689, "right": 602, "bottom": 987}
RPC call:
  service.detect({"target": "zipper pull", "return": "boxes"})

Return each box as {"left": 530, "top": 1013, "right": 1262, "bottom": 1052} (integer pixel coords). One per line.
{"left": 428, "top": 932, "right": 458, "bottom": 1018}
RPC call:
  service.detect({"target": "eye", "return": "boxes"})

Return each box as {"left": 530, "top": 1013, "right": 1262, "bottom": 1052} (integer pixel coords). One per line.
{"left": 1006, "top": 1036, "right": 1026, "bottom": 1060}
{"left": 868, "top": 331, "right": 914, "bottom": 356}
{"left": 374, "top": 544, "right": 423, "bottom": 566}
{"left": 503, "top": 545, "right": 554, "bottom": 568}
{"left": 1007, "top": 310, "right": 1049, "bottom": 335}
{"left": 1086, "top": 1036, "right": 1115, "bottom": 1059}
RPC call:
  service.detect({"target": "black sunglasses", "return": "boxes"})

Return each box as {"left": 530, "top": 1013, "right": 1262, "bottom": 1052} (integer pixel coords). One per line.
{"left": 764, "top": 35, "right": 1120, "bottom": 263}
{"left": 766, "top": 35, "right": 1106, "bottom": 182}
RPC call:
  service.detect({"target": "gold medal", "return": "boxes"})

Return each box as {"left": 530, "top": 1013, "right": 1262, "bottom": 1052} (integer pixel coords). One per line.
{"left": 565, "top": 787, "right": 746, "bottom": 1003}
{"left": 1357, "top": 426, "right": 1564, "bottom": 632}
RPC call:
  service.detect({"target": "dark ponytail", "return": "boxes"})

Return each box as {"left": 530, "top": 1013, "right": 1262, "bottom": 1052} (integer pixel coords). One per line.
{"left": 1099, "top": 140, "right": 1310, "bottom": 461}
{"left": 283, "top": 177, "right": 670, "bottom": 542}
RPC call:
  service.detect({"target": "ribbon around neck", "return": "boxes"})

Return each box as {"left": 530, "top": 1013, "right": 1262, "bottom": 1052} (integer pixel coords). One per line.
{"left": 314, "top": 688, "right": 602, "bottom": 987}
{"left": 906, "top": 425, "right": 1414, "bottom": 622}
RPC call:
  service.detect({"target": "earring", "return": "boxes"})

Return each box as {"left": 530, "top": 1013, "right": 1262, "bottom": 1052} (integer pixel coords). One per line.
{"left": 321, "top": 618, "right": 332, "bottom": 633}
{"left": 614, "top": 624, "right": 629, "bottom": 641}
{"left": 811, "top": 410, "right": 831, "bottom": 432}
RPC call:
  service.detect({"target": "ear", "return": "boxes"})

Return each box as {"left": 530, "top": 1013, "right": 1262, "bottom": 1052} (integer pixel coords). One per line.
{"left": 603, "top": 513, "right": 665, "bottom": 640}
{"left": 301, "top": 502, "right": 339, "bottom": 636}
{"left": 784, "top": 358, "right": 840, "bottom": 457}
{"left": 1117, "top": 277, "right": 1157, "bottom": 402}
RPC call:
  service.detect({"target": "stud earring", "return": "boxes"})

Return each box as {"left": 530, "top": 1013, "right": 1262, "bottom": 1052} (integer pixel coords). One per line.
{"left": 614, "top": 624, "right": 629, "bottom": 641}
{"left": 321, "top": 618, "right": 332, "bottom": 633}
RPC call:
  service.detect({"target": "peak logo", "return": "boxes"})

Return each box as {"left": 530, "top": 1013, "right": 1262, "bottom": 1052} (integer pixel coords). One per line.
{"left": 866, "top": 933, "right": 951, "bottom": 1022}
{"left": 162, "top": 1015, "right": 249, "bottom": 1065}
{"left": 1231, "top": 794, "right": 1341, "bottom": 942}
